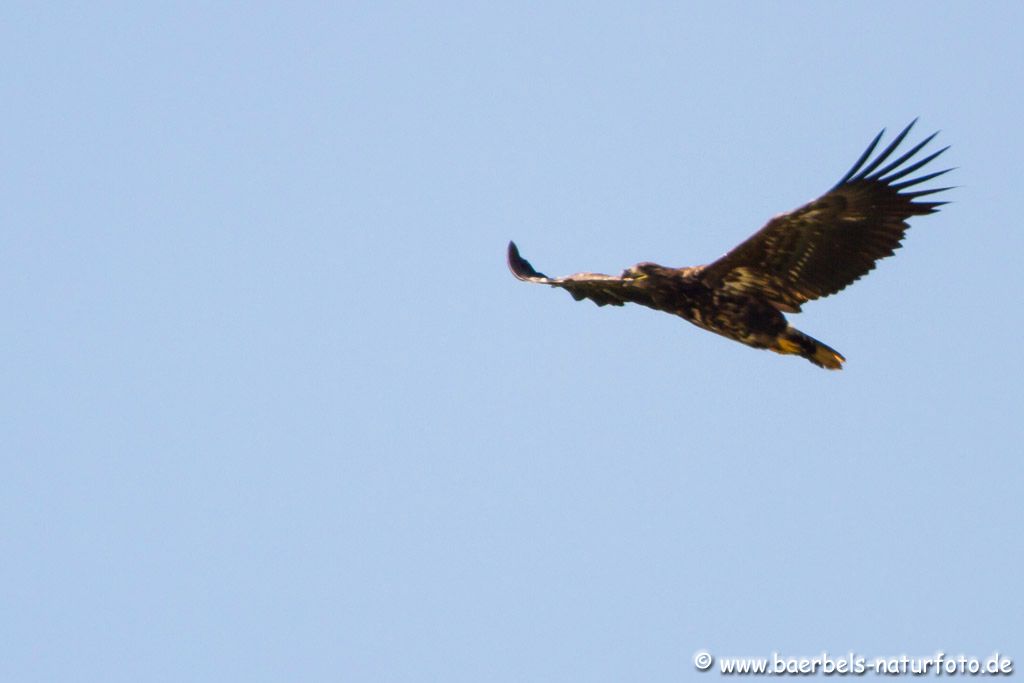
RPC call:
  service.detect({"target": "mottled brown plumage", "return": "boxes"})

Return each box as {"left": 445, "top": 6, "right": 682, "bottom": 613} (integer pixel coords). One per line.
{"left": 508, "top": 121, "right": 952, "bottom": 369}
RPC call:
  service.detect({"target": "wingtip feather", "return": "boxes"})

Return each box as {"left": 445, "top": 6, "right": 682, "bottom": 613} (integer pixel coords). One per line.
{"left": 835, "top": 127, "right": 886, "bottom": 187}
{"left": 507, "top": 240, "right": 548, "bottom": 280}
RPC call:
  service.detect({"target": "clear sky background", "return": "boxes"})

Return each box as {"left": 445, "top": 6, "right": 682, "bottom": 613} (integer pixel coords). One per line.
{"left": 3, "top": 2, "right": 1022, "bottom": 681}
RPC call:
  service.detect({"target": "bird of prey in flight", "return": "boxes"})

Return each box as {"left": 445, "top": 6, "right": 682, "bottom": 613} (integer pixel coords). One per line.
{"left": 508, "top": 121, "right": 951, "bottom": 369}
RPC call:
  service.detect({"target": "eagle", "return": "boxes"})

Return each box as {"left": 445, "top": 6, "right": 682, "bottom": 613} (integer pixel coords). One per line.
{"left": 508, "top": 121, "right": 952, "bottom": 369}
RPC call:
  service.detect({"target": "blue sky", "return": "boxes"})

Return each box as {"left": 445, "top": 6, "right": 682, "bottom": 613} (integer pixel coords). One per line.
{"left": 3, "top": 2, "right": 1022, "bottom": 681}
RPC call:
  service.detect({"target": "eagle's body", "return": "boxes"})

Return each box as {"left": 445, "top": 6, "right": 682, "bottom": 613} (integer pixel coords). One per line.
{"left": 508, "top": 121, "right": 952, "bottom": 369}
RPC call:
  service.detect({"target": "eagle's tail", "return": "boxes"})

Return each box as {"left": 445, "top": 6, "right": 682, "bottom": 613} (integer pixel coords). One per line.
{"left": 771, "top": 327, "right": 845, "bottom": 370}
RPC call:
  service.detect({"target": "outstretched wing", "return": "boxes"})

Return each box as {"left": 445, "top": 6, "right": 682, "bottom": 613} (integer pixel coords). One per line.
{"left": 507, "top": 241, "right": 644, "bottom": 307}
{"left": 701, "top": 120, "right": 953, "bottom": 313}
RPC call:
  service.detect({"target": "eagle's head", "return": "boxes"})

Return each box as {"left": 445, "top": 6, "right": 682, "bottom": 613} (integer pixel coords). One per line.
{"left": 623, "top": 262, "right": 661, "bottom": 279}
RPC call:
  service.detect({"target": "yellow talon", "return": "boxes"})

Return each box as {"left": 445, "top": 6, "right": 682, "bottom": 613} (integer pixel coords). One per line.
{"left": 775, "top": 338, "right": 801, "bottom": 355}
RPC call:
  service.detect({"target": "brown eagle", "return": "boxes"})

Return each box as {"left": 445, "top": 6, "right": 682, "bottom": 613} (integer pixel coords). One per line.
{"left": 508, "top": 121, "right": 951, "bottom": 369}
